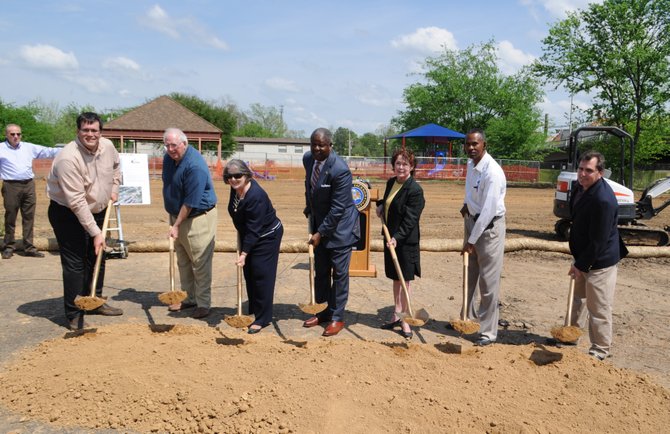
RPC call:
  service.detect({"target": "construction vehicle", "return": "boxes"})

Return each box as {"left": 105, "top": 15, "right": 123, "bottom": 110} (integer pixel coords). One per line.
{"left": 553, "top": 126, "right": 670, "bottom": 246}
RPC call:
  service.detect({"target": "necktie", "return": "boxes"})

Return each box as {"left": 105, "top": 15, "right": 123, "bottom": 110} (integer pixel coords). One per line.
{"left": 311, "top": 161, "right": 321, "bottom": 192}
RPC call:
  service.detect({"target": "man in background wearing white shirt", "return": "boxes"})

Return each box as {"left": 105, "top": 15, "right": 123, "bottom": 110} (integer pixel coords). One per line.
{"left": 460, "top": 128, "right": 507, "bottom": 347}
{"left": 0, "top": 124, "right": 60, "bottom": 259}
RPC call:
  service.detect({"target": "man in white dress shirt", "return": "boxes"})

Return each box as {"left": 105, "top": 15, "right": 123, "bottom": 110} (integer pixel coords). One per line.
{"left": 460, "top": 128, "right": 507, "bottom": 346}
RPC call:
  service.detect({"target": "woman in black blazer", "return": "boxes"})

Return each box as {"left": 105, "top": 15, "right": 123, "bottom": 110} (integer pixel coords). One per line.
{"left": 376, "top": 148, "right": 425, "bottom": 339}
{"left": 225, "top": 159, "right": 283, "bottom": 334}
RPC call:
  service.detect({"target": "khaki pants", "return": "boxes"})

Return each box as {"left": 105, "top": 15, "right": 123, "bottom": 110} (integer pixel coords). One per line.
{"left": 464, "top": 215, "right": 506, "bottom": 341}
{"left": 571, "top": 265, "right": 617, "bottom": 358}
{"left": 171, "top": 208, "right": 217, "bottom": 308}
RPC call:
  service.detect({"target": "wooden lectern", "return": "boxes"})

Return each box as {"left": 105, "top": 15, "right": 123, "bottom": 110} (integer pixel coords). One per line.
{"left": 350, "top": 181, "right": 377, "bottom": 277}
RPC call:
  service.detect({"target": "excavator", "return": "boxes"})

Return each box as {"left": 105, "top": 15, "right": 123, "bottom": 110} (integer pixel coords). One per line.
{"left": 553, "top": 126, "right": 670, "bottom": 246}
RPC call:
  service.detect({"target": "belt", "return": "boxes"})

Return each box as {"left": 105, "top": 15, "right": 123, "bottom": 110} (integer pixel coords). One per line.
{"left": 472, "top": 213, "right": 503, "bottom": 230}
{"left": 189, "top": 206, "right": 216, "bottom": 219}
{"left": 3, "top": 179, "right": 33, "bottom": 184}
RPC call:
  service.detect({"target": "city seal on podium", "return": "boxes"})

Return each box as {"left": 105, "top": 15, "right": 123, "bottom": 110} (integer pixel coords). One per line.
{"left": 351, "top": 179, "right": 370, "bottom": 212}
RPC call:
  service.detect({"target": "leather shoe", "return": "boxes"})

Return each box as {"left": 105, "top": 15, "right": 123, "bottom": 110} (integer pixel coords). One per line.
{"left": 192, "top": 307, "right": 210, "bottom": 319}
{"left": 168, "top": 302, "right": 196, "bottom": 312}
{"left": 68, "top": 317, "right": 90, "bottom": 330}
{"left": 2, "top": 248, "right": 13, "bottom": 259}
{"left": 322, "top": 321, "right": 345, "bottom": 337}
{"left": 247, "top": 326, "right": 263, "bottom": 335}
{"left": 24, "top": 250, "right": 45, "bottom": 258}
{"left": 400, "top": 329, "right": 413, "bottom": 339}
{"left": 303, "top": 316, "right": 328, "bottom": 328}
{"left": 380, "top": 319, "right": 402, "bottom": 330}
{"left": 474, "top": 337, "right": 495, "bottom": 347}
{"left": 89, "top": 303, "right": 123, "bottom": 316}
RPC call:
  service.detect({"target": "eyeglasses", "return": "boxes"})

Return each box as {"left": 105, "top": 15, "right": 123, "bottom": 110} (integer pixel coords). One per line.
{"left": 8, "top": 133, "right": 21, "bottom": 137}
{"left": 224, "top": 173, "right": 245, "bottom": 180}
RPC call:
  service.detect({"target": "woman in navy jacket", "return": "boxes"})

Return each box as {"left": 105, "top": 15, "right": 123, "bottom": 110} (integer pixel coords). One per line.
{"left": 225, "top": 159, "right": 283, "bottom": 334}
{"left": 376, "top": 148, "right": 425, "bottom": 339}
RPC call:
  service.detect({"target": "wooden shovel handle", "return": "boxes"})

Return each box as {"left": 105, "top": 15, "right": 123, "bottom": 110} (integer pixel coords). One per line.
{"left": 237, "top": 232, "right": 244, "bottom": 316}
{"left": 169, "top": 234, "right": 175, "bottom": 292}
{"left": 565, "top": 277, "right": 576, "bottom": 327}
{"left": 382, "top": 223, "right": 415, "bottom": 317}
{"left": 308, "top": 234, "right": 316, "bottom": 304}
{"left": 462, "top": 251, "right": 469, "bottom": 321}
{"left": 89, "top": 200, "right": 113, "bottom": 297}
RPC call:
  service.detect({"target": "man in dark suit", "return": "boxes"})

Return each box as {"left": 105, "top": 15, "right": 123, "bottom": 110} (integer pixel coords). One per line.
{"left": 302, "top": 127, "right": 360, "bottom": 336}
{"left": 568, "top": 150, "right": 628, "bottom": 361}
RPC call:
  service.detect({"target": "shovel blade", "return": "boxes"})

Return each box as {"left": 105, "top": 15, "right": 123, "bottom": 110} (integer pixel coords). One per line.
{"left": 158, "top": 290, "right": 187, "bottom": 305}
{"left": 224, "top": 314, "right": 255, "bottom": 329}
{"left": 298, "top": 302, "right": 328, "bottom": 315}
{"left": 398, "top": 308, "right": 430, "bottom": 327}
{"left": 74, "top": 295, "right": 106, "bottom": 311}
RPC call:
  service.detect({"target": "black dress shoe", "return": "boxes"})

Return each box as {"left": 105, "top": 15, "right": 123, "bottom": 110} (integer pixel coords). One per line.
{"left": 247, "top": 326, "right": 262, "bottom": 334}
{"left": 380, "top": 319, "right": 401, "bottom": 330}
{"left": 24, "top": 250, "right": 45, "bottom": 258}
{"left": 2, "top": 248, "right": 13, "bottom": 259}
{"left": 400, "top": 329, "right": 413, "bottom": 339}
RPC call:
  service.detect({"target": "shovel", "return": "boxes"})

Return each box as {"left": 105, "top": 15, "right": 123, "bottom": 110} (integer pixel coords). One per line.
{"left": 157, "top": 234, "right": 187, "bottom": 305}
{"left": 224, "top": 238, "right": 255, "bottom": 328}
{"left": 451, "top": 251, "right": 481, "bottom": 335}
{"left": 298, "top": 233, "right": 328, "bottom": 315}
{"left": 381, "top": 223, "right": 429, "bottom": 327}
{"left": 550, "top": 276, "right": 584, "bottom": 343}
{"left": 74, "top": 200, "right": 113, "bottom": 311}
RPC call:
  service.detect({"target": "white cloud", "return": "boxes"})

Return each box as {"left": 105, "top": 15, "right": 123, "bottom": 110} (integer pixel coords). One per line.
{"left": 496, "top": 40, "right": 536, "bottom": 74}
{"left": 391, "top": 27, "right": 458, "bottom": 54}
{"left": 119, "top": 89, "right": 132, "bottom": 97}
{"left": 63, "top": 75, "right": 110, "bottom": 93}
{"left": 522, "top": 0, "right": 602, "bottom": 18}
{"left": 142, "top": 4, "right": 229, "bottom": 50}
{"left": 264, "top": 77, "right": 299, "bottom": 92}
{"left": 103, "top": 56, "right": 141, "bottom": 72}
{"left": 19, "top": 44, "right": 78, "bottom": 70}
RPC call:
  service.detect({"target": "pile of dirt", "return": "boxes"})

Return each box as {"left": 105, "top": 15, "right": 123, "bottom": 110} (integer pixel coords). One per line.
{"left": 1, "top": 324, "right": 669, "bottom": 433}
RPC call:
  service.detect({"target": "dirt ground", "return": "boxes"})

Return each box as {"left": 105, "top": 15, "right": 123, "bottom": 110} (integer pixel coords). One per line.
{"left": 0, "top": 178, "right": 669, "bottom": 433}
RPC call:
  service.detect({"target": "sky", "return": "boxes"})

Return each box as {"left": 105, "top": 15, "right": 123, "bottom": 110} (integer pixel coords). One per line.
{"left": 0, "top": 0, "right": 599, "bottom": 136}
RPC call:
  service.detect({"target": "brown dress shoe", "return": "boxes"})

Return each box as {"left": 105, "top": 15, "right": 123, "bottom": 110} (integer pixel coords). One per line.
{"left": 192, "top": 307, "right": 210, "bottom": 319}
{"left": 303, "top": 316, "right": 328, "bottom": 328}
{"left": 322, "top": 321, "right": 345, "bottom": 337}
{"left": 89, "top": 303, "right": 123, "bottom": 316}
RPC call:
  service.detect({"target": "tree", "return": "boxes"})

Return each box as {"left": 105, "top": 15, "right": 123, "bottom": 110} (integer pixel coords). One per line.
{"left": 333, "top": 127, "right": 357, "bottom": 155}
{"left": 236, "top": 103, "right": 288, "bottom": 138}
{"left": 169, "top": 93, "right": 236, "bottom": 154}
{"left": 394, "top": 41, "right": 546, "bottom": 159}
{"left": 533, "top": 0, "right": 670, "bottom": 164}
{"left": 0, "top": 99, "right": 54, "bottom": 146}
{"left": 358, "top": 132, "right": 383, "bottom": 157}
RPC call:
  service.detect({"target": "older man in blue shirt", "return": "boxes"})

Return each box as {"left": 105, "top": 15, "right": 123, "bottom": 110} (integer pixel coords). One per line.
{"left": 162, "top": 128, "right": 217, "bottom": 319}
{"left": 0, "top": 124, "right": 60, "bottom": 259}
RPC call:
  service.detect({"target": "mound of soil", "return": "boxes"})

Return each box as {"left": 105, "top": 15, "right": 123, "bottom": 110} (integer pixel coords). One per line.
{"left": 1, "top": 324, "right": 669, "bottom": 433}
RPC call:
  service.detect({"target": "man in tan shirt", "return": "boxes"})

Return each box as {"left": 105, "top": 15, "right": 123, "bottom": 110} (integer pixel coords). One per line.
{"left": 47, "top": 112, "right": 123, "bottom": 330}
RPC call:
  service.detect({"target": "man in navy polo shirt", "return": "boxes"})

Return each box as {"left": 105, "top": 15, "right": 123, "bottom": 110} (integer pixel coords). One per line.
{"left": 162, "top": 128, "right": 217, "bottom": 319}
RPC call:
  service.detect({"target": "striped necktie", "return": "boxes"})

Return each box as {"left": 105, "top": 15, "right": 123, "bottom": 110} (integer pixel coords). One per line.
{"left": 311, "top": 161, "right": 321, "bottom": 192}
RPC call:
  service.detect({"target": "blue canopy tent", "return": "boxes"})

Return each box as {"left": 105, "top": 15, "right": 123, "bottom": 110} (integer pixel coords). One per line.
{"left": 384, "top": 123, "right": 465, "bottom": 174}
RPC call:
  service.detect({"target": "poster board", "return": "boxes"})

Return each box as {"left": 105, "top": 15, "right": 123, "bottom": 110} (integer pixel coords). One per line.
{"left": 118, "top": 153, "right": 151, "bottom": 205}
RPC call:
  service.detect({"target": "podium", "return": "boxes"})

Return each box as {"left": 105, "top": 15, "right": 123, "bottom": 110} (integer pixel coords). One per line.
{"left": 350, "top": 182, "right": 377, "bottom": 277}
